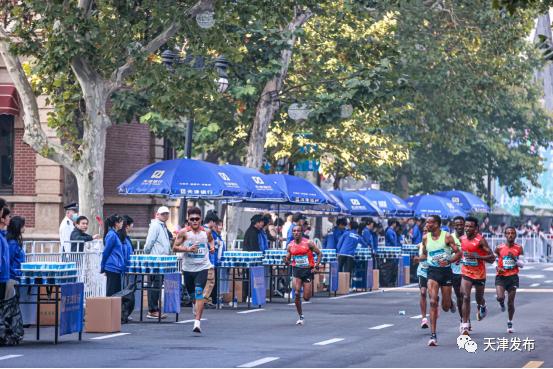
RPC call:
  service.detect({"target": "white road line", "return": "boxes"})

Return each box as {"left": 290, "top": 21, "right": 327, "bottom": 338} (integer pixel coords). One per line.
{"left": 369, "top": 324, "right": 394, "bottom": 330}
{"left": 410, "top": 314, "right": 428, "bottom": 319}
{"left": 329, "top": 291, "right": 383, "bottom": 300}
{"left": 91, "top": 332, "right": 130, "bottom": 340}
{"left": 520, "top": 274, "right": 545, "bottom": 279}
{"left": 0, "top": 355, "right": 23, "bottom": 361}
{"left": 544, "top": 267, "right": 553, "bottom": 271}
{"left": 288, "top": 301, "right": 311, "bottom": 306}
{"left": 523, "top": 266, "right": 535, "bottom": 270}
{"left": 545, "top": 280, "right": 553, "bottom": 284}
{"left": 237, "top": 309, "right": 265, "bottom": 314}
{"left": 237, "top": 357, "right": 280, "bottom": 368}
{"left": 530, "top": 283, "right": 540, "bottom": 287}
{"left": 175, "top": 318, "right": 207, "bottom": 324}
{"left": 313, "top": 338, "right": 345, "bottom": 346}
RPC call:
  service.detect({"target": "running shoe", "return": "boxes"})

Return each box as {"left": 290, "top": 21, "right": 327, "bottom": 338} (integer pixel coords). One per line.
{"left": 193, "top": 320, "right": 201, "bottom": 333}
{"left": 421, "top": 318, "right": 429, "bottom": 329}
{"left": 476, "top": 305, "right": 487, "bottom": 321}
{"left": 428, "top": 334, "right": 438, "bottom": 346}
{"left": 499, "top": 301, "right": 506, "bottom": 312}
{"left": 450, "top": 301, "right": 456, "bottom": 314}
{"left": 507, "top": 321, "right": 514, "bottom": 334}
{"left": 460, "top": 322, "right": 470, "bottom": 336}
{"left": 296, "top": 315, "right": 305, "bottom": 326}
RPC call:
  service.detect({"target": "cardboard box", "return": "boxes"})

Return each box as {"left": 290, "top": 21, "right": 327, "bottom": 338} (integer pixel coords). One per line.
{"left": 38, "top": 286, "right": 60, "bottom": 326}
{"left": 337, "top": 272, "right": 350, "bottom": 295}
{"left": 372, "top": 269, "right": 380, "bottom": 290}
{"left": 85, "top": 297, "right": 121, "bottom": 333}
{"left": 404, "top": 267, "right": 410, "bottom": 284}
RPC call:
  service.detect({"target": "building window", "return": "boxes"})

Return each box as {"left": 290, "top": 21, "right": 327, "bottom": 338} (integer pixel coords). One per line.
{"left": 164, "top": 138, "right": 177, "bottom": 160}
{"left": 0, "top": 115, "right": 14, "bottom": 194}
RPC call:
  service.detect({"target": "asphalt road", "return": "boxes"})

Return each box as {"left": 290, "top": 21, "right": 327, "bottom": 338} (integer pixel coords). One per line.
{"left": 3, "top": 263, "right": 553, "bottom": 368}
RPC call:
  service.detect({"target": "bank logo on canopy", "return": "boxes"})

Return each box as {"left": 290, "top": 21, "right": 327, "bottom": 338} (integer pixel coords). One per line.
{"left": 252, "top": 176, "right": 264, "bottom": 185}
{"left": 218, "top": 172, "right": 231, "bottom": 181}
{"left": 151, "top": 170, "right": 165, "bottom": 179}
{"left": 350, "top": 198, "right": 361, "bottom": 206}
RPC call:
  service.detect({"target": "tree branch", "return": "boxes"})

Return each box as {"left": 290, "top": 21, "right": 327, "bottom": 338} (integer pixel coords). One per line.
{"left": 0, "top": 27, "right": 76, "bottom": 172}
{"left": 77, "top": 0, "right": 94, "bottom": 17}
{"left": 108, "top": 0, "right": 214, "bottom": 93}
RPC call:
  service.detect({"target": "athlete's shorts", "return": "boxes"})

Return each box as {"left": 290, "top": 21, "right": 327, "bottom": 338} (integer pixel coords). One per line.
{"left": 183, "top": 269, "right": 209, "bottom": 300}
{"left": 427, "top": 266, "right": 452, "bottom": 287}
{"left": 495, "top": 274, "right": 519, "bottom": 291}
{"left": 452, "top": 274, "right": 462, "bottom": 290}
{"left": 418, "top": 275, "right": 428, "bottom": 289}
{"left": 292, "top": 267, "right": 314, "bottom": 283}
{"left": 462, "top": 275, "right": 486, "bottom": 286}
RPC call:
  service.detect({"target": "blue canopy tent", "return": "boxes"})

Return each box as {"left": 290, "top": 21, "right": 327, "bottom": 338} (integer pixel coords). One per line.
{"left": 357, "top": 189, "right": 414, "bottom": 217}
{"left": 434, "top": 190, "right": 490, "bottom": 214}
{"left": 117, "top": 158, "right": 249, "bottom": 199}
{"left": 221, "top": 165, "right": 287, "bottom": 202}
{"left": 406, "top": 194, "right": 466, "bottom": 218}
{"left": 328, "top": 190, "right": 382, "bottom": 217}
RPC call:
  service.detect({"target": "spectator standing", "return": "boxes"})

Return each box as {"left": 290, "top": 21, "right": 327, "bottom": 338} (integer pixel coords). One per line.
{"left": 101, "top": 214, "right": 125, "bottom": 297}
{"left": 243, "top": 214, "right": 264, "bottom": 251}
{"left": 281, "top": 213, "right": 293, "bottom": 241}
{"left": 143, "top": 206, "right": 172, "bottom": 319}
{"left": 7, "top": 216, "right": 26, "bottom": 282}
{"left": 337, "top": 221, "right": 367, "bottom": 274}
{"left": 203, "top": 210, "right": 220, "bottom": 308}
{"left": 410, "top": 217, "right": 422, "bottom": 245}
{"left": 385, "top": 220, "right": 401, "bottom": 246}
{"left": 118, "top": 215, "right": 134, "bottom": 273}
{"left": 0, "top": 204, "right": 11, "bottom": 299}
{"left": 59, "top": 203, "right": 78, "bottom": 252}
{"left": 70, "top": 216, "right": 100, "bottom": 252}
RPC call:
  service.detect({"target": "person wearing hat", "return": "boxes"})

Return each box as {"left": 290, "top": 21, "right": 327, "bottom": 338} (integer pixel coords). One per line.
{"left": 144, "top": 206, "right": 173, "bottom": 319}
{"left": 243, "top": 214, "right": 264, "bottom": 252}
{"left": 59, "top": 203, "right": 78, "bottom": 252}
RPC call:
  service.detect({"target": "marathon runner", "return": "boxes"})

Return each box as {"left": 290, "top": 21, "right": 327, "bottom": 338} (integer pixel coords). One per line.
{"left": 420, "top": 215, "right": 461, "bottom": 346}
{"left": 450, "top": 216, "right": 465, "bottom": 323}
{"left": 460, "top": 216, "right": 495, "bottom": 335}
{"left": 284, "top": 225, "right": 322, "bottom": 325}
{"left": 173, "top": 207, "right": 215, "bottom": 334}
{"left": 415, "top": 223, "right": 429, "bottom": 329}
{"left": 495, "top": 226, "right": 524, "bottom": 333}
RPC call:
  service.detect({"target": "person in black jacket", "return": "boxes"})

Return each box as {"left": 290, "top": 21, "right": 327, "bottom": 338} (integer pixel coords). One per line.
{"left": 242, "top": 214, "right": 264, "bottom": 251}
{"left": 70, "top": 216, "right": 99, "bottom": 252}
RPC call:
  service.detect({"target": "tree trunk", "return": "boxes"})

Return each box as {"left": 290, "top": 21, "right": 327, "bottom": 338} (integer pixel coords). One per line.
{"left": 535, "top": 13, "right": 553, "bottom": 112}
{"left": 396, "top": 172, "right": 409, "bottom": 199}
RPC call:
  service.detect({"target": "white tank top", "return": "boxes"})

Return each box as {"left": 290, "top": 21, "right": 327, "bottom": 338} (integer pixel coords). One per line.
{"left": 182, "top": 227, "right": 213, "bottom": 272}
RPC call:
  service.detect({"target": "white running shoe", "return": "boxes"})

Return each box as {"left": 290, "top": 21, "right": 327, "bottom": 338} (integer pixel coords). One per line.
{"left": 428, "top": 334, "right": 438, "bottom": 346}
{"left": 421, "top": 318, "right": 429, "bottom": 329}
{"left": 193, "top": 320, "right": 201, "bottom": 333}
{"left": 507, "top": 321, "right": 514, "bottom": 334}
{"left": 296, "top": 315, "right": 305, "bottom": 325}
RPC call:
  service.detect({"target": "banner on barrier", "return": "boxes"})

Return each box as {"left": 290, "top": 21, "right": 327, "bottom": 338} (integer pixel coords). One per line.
{"left": 163, "top": 273, "right": 181, "bottom": 314}
{"left": 329, "top": 261, "right": 339, "bottom": 292}
{"left": 60, "top": 282, "right": 84, "bottom": 336}
{"left": 250, "top": 266, "right": 266, "bottom": 306}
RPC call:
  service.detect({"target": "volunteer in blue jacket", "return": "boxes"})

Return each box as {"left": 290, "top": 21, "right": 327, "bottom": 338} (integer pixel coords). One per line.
{"left": 410, "top": 217, "right": 422, "bottom": 245}
{"left": 118, "top": 215, "right": 134, "bottom": 272}
{"left": 7, "top": 216, "right": 26, "bottom": 282}
{"left": 323, "top": 218, "right": 347, "bottom": 249}
{"left": 359, "top": 218, "right": 378, "bottom": 252}
{"left": 0, "top": 203, "right": 11, "bottom": 299}
{"left": 101, "top": 214, "right": 125, "bottom": 296}
{"left": 385, "top": 220, "right": 401, "bottom": 246}
{"left": 336, "top": 221, "right": 367, "bottom": 274}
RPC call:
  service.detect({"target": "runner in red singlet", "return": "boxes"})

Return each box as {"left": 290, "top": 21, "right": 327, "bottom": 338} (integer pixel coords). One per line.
{"left": 495, "top": 226, "right": 524, "bottom": 333}
{"left": 460, "top": 216, "right": 495, "bottom": 335}
{"left": 284, "top": 225, "right": 322, "bottom": 325}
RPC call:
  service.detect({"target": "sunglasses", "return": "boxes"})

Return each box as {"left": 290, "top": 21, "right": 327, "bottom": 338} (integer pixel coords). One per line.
{"left": 189, "top": 217, "right": 201, "bottom": 222}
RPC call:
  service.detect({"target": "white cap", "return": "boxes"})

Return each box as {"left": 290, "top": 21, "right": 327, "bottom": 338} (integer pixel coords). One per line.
{"left": 157, "top": 206, "right": 170, "bottom": 214}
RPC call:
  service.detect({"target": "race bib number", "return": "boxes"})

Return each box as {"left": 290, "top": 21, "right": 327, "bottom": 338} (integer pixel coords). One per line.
{"left": 502, "top": 256, "right": 516, "bottom": 270}
{"left": 419, "top": 260, "right": 429, "bottom": 270}
{"left": 293, "top": 255, "right": 309, "bottom": 267}
{"left": 429, "top": 249, "right": 447, "bottom": 266}
{"left": 462, "top": 252, "right": 478, "bottom": 267}
{"left": 186, "top": 242, "right": 208, "bottom": 262}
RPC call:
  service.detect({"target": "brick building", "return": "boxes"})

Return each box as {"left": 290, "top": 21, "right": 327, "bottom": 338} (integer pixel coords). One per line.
{"left": 1, "top": 61, "right": 177, "bottom": 239}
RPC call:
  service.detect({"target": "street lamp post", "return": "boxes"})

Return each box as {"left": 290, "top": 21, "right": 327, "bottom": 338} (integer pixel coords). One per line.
{"left": 162, "top": 49, "right": 230, "bottom": 225}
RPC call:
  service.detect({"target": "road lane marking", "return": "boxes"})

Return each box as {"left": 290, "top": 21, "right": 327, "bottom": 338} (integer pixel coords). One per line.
{"left": 237, "top": 309, "right": 265, "bottom": 314}
{"left": 91, "top": 333, "right": 130, "bottom": 340}
{"left": 544, "top": 267, "right": 553, "bottom": 271}
{"left": 313, "top": 338, "right": 344, "bottom": 346}
{"left": 369, "top": 324, "right": 394, "bottom": 330}
{"left": 237, "top": 357, "right": 279, "bottom": 368}
{"left": 0, "top": 355, "right": 23, "bottom": 361}
{"left": 329, "top": 290, "right": 386, "bottom": 299}
{"left": 380, "top": 287, "right": 553, "bottom": 293}
{"left": 520, "top": 274, "right": 545, "bottom": 279}
{"left": 410, "top": 314, "right": 428, "bottom": 319}
{"left": 544, "top": 280, "right": 553, "bottom": 284}
{"left": 523, "top": 266, "right": 535, "bottom": 270}
{"left": 288, "top": 301, "right": 311, "bottom": 306}
{"left": 530, "top": 283, "right": 540, "bottom": 287}
{"left": 175, "top": 318, "right": 207, "bottom": 324}
{"left": 523, "top": 361, "right": 544, "bottom": 368}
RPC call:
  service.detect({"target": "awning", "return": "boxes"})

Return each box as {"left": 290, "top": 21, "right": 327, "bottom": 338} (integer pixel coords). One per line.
{"left": 0, "top": 84, "right": 19, "bottom": 116}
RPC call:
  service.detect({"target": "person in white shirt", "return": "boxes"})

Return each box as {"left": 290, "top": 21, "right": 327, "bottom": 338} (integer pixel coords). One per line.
{"left": 59, "top": 203, "right": 78, "bottom": 252}
{"left": 281, "top": 213, "right": 293, "bottom": 245}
